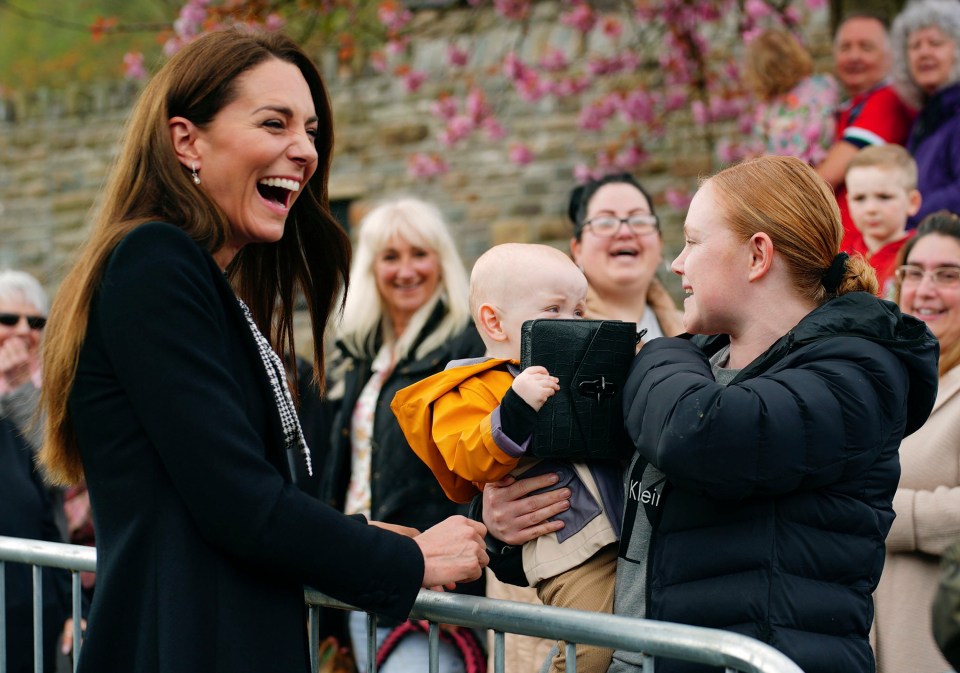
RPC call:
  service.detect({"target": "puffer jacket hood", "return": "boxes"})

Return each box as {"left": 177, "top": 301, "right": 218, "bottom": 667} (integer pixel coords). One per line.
{"left": 695, "top": 291, "right": 939, "bottom": 435}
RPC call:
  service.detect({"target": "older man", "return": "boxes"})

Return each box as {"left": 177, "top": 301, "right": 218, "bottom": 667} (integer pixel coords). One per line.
{"left": 815, "top": 14, "right": 915, "bottom": 250}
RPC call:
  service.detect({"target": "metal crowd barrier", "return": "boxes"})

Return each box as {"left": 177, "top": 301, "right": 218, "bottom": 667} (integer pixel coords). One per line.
{"left": 0, "top": 535, "right": 803, "bottom": 673}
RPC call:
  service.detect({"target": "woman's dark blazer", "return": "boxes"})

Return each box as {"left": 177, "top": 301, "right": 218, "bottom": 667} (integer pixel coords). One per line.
{"left": 68, "top": 222, "right": 425, "bottom": 673}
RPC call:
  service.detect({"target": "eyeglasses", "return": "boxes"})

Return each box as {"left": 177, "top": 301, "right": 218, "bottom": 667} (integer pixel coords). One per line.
{"left": 583, "top": 214, "right": 659, "bottom": 237}
{"left": 894, "top": 265, "right": 960, "bottom": 287}
{"left": 0, "top": 313, "right": 47, "bottom": 330}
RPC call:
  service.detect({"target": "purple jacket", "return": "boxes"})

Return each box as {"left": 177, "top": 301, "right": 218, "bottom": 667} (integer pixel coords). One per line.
{"left": 908, "top": 82, "right": 960, "bottom": 228}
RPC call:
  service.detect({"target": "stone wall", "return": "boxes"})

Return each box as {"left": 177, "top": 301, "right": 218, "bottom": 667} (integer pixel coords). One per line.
{"left": 0, "top": 3, "right": 833, "bottom": 306}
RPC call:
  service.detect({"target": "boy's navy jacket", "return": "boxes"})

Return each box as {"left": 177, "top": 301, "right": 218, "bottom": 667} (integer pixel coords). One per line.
{"left": 622, "top": 291, "right": 939, "bottom": 673}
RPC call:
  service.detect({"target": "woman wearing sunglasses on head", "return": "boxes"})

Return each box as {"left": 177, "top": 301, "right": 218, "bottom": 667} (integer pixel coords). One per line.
{"left": 872, "top": 210, "right": 960, "bottom": 673}
{"left": 0, "top": 269, "right": 74, "bottom": 673}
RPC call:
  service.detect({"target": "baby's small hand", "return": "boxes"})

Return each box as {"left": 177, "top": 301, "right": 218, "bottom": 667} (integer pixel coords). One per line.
{"left": 512, "top": 366, "right": 559, "bottom": 411}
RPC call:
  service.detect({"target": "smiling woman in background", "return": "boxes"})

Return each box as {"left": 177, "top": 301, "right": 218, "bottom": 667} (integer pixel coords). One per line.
{"left": 890, "top": 0, "right": 960, "bottom": 225}
{"left": 320, "top": 196, "right": 486, "bottom": 673}
{"left": 872, "top": 210, "right": 960, "bottom": 673}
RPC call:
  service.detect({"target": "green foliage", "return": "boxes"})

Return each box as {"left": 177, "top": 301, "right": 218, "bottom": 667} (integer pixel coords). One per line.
{"left": 0, "top": 0, "right": 170, "bottom": 91}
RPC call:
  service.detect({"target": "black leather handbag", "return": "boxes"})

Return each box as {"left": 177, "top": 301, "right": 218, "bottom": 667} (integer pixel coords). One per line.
{"left": 519, "top": 319, "right": 639, "bottom": 460}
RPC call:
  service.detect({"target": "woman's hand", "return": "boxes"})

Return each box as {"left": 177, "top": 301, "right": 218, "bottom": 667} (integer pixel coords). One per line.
{"left": 60, "top": 617, "right": 87, "bottom": 656}
{"left": 415, "top": 515, "right": 488, "bottom": 590}
{"left": 0, "top": 336, "right": 33, "bottom": 391}
{"left": 482, "top": 474, "right": 570, "bottom": 546}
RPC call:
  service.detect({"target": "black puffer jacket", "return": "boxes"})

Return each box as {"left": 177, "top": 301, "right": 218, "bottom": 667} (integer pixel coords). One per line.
{"left": 622, "top": 292, "right": 939, "bottom": 673}
{"left": 320, "top": 303, "right": 485, "bottom": 533}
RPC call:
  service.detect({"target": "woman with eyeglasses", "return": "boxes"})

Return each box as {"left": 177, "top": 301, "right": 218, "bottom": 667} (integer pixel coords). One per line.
{"left": 872, "top": 210, "right": 960, "bottom": 673}
{"left": 0, "top": 269, "right": 73, "bottom": 673}
{"left": 567, "top": 173, "right": 683, "bottom": 338}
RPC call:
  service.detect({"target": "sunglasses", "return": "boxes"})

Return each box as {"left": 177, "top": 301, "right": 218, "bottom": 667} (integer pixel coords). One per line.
{"left": 0, "top": 313, "right": 47, "bottom": 330}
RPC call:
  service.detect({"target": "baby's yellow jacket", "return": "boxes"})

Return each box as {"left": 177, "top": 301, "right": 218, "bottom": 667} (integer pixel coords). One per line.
{"left": 391, "top": 357, "right": 519, "bottom": 504}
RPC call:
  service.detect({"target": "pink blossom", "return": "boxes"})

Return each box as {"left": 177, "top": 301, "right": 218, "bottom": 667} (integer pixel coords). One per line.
{"left": 447, "top": 45, "right": 469, "bottom": 68}
{"left": 601, "top": 18, "right": 623, "bottom": 39}
{"left": 551, "top": 75, "right": 590, "bottom": 97}
{"left": 370, "top": 51, "right": 388, "bottom": 73}
{"left": 407, "top": 153, "right": 450, "bottom": 180}
{"left": 538, "top": 48, "right": 569, "bottom": 73}
{"left": 502, "top": 51, "right": 527, "bottom": 81}
{"left": 715, "top": 139, "right": 746, "bottom": 165}
{"left": 508, "top": 143, "right": 535, "bottom": 166}
{"left": 430, "top": 96, "right": 459, "bottom": 121}
{"left": 742, "top": 26, "right": 763, "bottom": 43}
{"left": 578, "top": 96, "right": 617, "bottom": 131}
{"left": 264, "top": 13, "right": 285, "bottom": 31}
{"left": 465, "top": 88, "right": 491, "bottom": 124}
{"left": 493, "top": 0, "right": 530, "bottom": 20}
{"left": 514, "top": 73, "right": 547, "bottom": 102}
{"left": 573, "top": 163, "right": 593, "bottom": 183}
{"left": 744, "top": 0, "right": 773, "bottom": 21}
{"left": 440, "top": 115, "right": 475, "bottom": 147}
{"left": 805, "top": 0, "right": 827, "bottom": 9}
{"left": 378, "top": 2, "right": 413, "bottom": 32}
{"left": 401, "top": 70, "right": 427, "bottom": 93}
{"left": 386, "top": 38, "right": 407, "bottom": 57}
{"left": 665, "top": 89, "right": 688, "bottom": 112}
{"left": 615, "top": 144, "right": 648, "bottom": 170}
{"left": 560, "top": 4, "right": 596, "bottom": 33}
{"left": 784, "top": 6, "right": 801, "bottom": 24}
{"left": 619, "top": 90, "right": 655, "bottom": 125}
{"left": 690, "top": 100, "right": 709, "bottom": 125}
{"left": 163, "top": 37, "right": 185, "bottom": 57}
{"left": 483, "top": 118, "right": 507, "bottom": 141}
{"left": 123, "top": 52, "right": 148, "bottom": 81}
{"left": 664, "top": 188, "right": 693, "bottom": 210}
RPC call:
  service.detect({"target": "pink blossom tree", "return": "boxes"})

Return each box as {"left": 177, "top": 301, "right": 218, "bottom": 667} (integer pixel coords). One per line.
{"left": 123, "top": 0, "right": 830, "bottom": 187}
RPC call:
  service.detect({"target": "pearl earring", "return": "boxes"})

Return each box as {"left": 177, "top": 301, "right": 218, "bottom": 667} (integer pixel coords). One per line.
{"left": 191, "top": 163, "right": 201, "bottom": 186}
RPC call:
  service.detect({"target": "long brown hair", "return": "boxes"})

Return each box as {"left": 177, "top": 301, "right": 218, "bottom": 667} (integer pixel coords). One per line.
{"left": 40, "top": 29, "right": 350, "bottom": 485}
{"left": 894, "top": 210, "right": 960, "bottom": 376}
{"left": 708, "top": 155, "right": 878, "bottom": 303}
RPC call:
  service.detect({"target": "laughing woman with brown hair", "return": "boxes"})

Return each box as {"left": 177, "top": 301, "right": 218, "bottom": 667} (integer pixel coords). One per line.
{"left": 38, "top": 29, "right": 486, "bottom": 673}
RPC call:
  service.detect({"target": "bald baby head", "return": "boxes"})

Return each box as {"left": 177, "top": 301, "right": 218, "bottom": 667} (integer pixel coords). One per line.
{"left": 470, "top": 243, "right": 588, "bottom": 359}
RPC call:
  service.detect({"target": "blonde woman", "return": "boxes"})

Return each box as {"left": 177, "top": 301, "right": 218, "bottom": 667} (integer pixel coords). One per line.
{"left": 320, "top": 197, "right": 485, "bottom": 673}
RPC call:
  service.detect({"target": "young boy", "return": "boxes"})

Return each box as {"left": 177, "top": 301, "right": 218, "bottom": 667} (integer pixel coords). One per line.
{"left": 844, "top": 144, "right": 922, "bottom": 297}
{"left": 391, "top": 243, "right": 623, "bottom": 673}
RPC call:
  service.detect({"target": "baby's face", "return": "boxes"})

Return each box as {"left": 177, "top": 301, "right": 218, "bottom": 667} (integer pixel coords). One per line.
{"left": 496, "top": 267, "right": 588, "bottom": 360}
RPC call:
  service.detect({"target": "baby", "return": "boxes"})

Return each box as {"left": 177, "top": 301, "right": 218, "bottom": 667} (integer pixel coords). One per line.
{"left": 392, "top": 243, "right": 623, "bottom": 673}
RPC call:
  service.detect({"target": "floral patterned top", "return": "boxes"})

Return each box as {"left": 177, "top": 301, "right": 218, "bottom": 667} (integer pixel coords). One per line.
{"left": 345, "top": 343, "right": 395, "bottom": 519}
{"left": 752, "top": 73, "right": 839, "bottom": 166}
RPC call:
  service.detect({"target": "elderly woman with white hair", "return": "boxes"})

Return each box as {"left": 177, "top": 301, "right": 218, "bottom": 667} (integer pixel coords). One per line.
{"left": 319, "top": 197, "right": 485, "bottom": 673}
{"left": 0, "top": 269, "right": 71, "bottom": 673}
{"left": 0, "top": 269, "right": 48, "bottom": 434}
{"left": 891, "top": 0, "right": 960, "bottom": 226}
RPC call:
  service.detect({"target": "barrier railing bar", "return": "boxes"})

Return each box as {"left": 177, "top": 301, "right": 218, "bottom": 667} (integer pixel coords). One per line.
{"left": 428, "top": 621, "right": 439, "bottom": 673}
{"left": 1, "top": 560, "right": 6, "bottom": 673}
{"left": 493, "top": 630, "right": 504, "bottom": 673}
{"left": 1, "top": 536, "right": 803, "bottom": 673}
{"left": 71, "top": 572, "right": 81, "bottom": 673}
{"left": 32, "top": 565, "right": 42, "bottom": 673}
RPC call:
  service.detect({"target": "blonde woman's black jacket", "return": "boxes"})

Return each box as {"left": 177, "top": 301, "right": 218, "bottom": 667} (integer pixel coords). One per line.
{"left": 320, "top": 303, "right": 485, "bottom": 534}
{"left": 69, "top": 223, "right": 425, "bottom": 673}
{"left": 621, "top": 292, "right": 939, "bottom": 673}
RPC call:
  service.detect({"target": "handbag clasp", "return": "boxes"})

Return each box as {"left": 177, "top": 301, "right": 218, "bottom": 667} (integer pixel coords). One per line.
{"left": 578, "top": 376, "right": 617, "bottom": 402}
